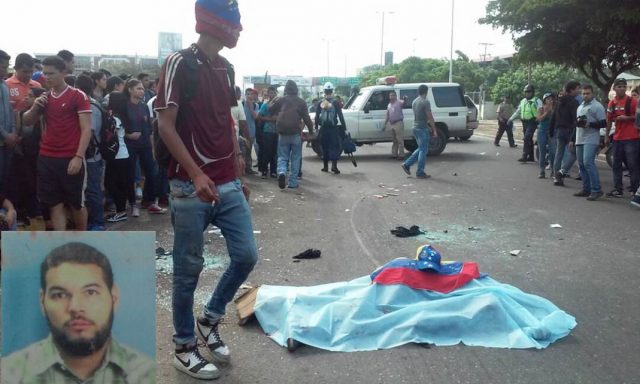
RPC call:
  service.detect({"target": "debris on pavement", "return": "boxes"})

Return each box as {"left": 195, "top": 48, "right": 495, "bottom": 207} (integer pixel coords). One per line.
{"left": 452, "top": 172, "right": 458, "bottom": 176}
{"left": 391, "top": 225, "right": 425, "bottom": 238}
{"left": 468, "top": 226, "right": 481, "bottom": 231}
{"left": 550, "top": 224, "right": 563, "bottom": 229}
{"left": 510, "top": 250, "right": 521, "bottom": 256}
{"left": 292, "top": 249, "right": 322, "bottom": 259}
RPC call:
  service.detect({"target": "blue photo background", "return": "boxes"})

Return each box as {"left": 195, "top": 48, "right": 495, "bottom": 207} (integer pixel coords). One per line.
{"left": 1, "top": 232, "right": 156, "bottom": 358}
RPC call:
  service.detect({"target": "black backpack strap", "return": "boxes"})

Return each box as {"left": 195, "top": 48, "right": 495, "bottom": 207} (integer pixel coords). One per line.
{"left": 178, "top": 47, "right": 199, "bottom": 105}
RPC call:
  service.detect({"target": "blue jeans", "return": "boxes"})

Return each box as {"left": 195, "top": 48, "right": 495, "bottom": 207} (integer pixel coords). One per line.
{"left": 128, "top": 146, "right": 158, "bottom": 201}
{"left": 277, "top": 134, "right": 302, "bottom": 187}
{"left": 553, "top": 129, "right": 572, "bottom": 175}
{"left": 537, "top": 128, "right": 555, "bottom": 172}
{"left": 561, "top": 143, "right": 577, "bottom": 175}
{"left": 404, "top": 127, "right": 430, "bottom": 176}
{"left": 613, "top": 140, "right": 640, "bottom": 192}
{"left": 0, "top": 208, "right": 17, "bottom": 230}
{"left": 86, "top": 160, "right": 105, "bottom": 229}
{"left": 169, "top": 178, "right": 258, "bottom": 345}
{"left": 576, "top": 144, "right": 601, "bottom": 193}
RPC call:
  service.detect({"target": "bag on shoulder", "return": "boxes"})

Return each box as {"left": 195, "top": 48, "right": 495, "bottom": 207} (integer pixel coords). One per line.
{"left": 319, "top": 99, "right": 337, "bottom": 127}
{"left": 98, "top": 114, "right": 120, "bottom": 161}
{"left": 153, "top": 48, "right": 235, "bottom": 169}
{"left": 87, "top": 101, "right": 111, "bottom": 159}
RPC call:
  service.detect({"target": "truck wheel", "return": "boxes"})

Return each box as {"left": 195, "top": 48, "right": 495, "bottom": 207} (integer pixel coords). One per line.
{"left": 428, "top": 126, "right": 447, "bottom": 156}
{"left": 404, "top": 139, "right": 417, "bottom": 153}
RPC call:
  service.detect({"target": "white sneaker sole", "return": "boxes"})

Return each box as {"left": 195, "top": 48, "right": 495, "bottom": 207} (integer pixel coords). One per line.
{"left": 173, "top": 356, "right": 220, "bottom": 380}
{"left": 196, "top": 324, "right": 231, "bottom": 364}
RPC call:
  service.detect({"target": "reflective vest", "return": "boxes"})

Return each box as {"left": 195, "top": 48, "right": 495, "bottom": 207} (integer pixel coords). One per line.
{"left": 519, "top": 97, "right": 540, "bottom": 120}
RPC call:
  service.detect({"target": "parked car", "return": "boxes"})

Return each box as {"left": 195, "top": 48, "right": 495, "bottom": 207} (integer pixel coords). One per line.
{"left": 309, "top": 80, "right": 476, "bottom": 157}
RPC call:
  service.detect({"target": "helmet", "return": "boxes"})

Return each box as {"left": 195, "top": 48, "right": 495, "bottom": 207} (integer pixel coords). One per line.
{"left": 542, "top": 92, "right": 554, "bottom": 101}
{"left": 523, "top": 84, "right": 535, "bottom": 93}
{"left": 323, "top": 82, "right": 334, "bottom": 91}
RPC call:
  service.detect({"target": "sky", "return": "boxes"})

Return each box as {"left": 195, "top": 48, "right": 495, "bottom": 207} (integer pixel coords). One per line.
{"left": 2, "top": 0, "right": 515, "bottom": 81}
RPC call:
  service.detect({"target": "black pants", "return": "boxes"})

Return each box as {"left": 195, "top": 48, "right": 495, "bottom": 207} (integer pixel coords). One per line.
{"left": 259, "top": 132, "right": 278, "bottom": 175}
{"left": 7, "top": 152, "right": 39, "bottom": 218}
{"left": 522, "top": 119, "right": 537, "bottom": 160}
{"left": 495, "top": 120, "right": 515, "bottom": 146}
{"left": 106, "top": 157, "right": 134, "bottom": 212}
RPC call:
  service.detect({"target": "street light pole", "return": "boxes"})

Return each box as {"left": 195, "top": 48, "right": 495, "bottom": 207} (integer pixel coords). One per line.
{"left": 449, "top": 0, "right": 454, "bottom": 83}
{"left": 379, "top": 11, "right": 394, "bottom": 66}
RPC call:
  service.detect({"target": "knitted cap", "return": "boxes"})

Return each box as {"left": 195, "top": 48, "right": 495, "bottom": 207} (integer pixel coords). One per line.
{"left": 195, "top": 0, "right": 242, "bottom": 48}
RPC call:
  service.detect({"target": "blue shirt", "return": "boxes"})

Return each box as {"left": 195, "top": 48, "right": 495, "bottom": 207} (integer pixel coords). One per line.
{"left": 259, "top": 102, "right": 276, "bottom": 134}
{"left": 244, "top": 101, "right": 257, "bottom": 139}
{"left": 576, "top": 98, "right": 605, "bottom": 145}
{"left": 0, "top": 80, "right": 16, "bottom": 145}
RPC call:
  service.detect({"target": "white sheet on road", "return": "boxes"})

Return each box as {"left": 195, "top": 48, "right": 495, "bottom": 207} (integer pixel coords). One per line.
{"left": 254, "top": 275, "right": 576, "bottom": 351}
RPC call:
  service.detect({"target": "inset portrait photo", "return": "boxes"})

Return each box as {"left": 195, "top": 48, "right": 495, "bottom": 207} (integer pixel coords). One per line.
{"left": 1, "top": 232, "right": 156, "bottom": 384}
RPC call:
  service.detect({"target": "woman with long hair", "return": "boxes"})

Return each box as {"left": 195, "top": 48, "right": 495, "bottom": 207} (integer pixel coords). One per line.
{"left": 105, "top": 92, "right": 136, "bottom": 222}
{"left": 536, "top": 92, "right": 556, "bottom": 179}
{"left": 123, "top": 79, "right": 165, "bottom": 214}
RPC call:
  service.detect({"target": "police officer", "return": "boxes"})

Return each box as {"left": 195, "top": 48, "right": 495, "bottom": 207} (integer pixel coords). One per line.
{"left": 508, "top": 84, "right": 542, "bottom": 163}
{"left": 315, "top": 82, "right": 347, "bottom": 174}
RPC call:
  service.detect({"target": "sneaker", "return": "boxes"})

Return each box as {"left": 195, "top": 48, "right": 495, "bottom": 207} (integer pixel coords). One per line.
{"left": 575, "top": 175, "right": 582, "bottom": 181}
{"left": 416, "top": 173, "right": 431, "bottom": 179}
{"left": 106, "top": 212, "right": 128, "bottom": 223}
{"left": 545, "top": 164, "right": 551, "bottom": 170}
{"left": 148, "top": 203, "right": 167, "bottom": 214}
{"left": 401, "top": 164, "right": 411, "bottom": 175}
{"left": 174, "top": 343, "right": 220, "bottom": 380}
{"left": 331, "top": 167, "right": 340, "bottom": 175}
{"left": 278, "top": 173, "right": 286, "bottom": 189}
{"left": 270, "top": 173, "right": 278, "bottom": 179}
{"left": 261, "top": 172, "right": 267, "bottom": 179}
{"left": 553, "top": 177, "right": 564, "bottom": 186}
{"left": 538, "top": 172, "right": 545, "bottom": 179}
{"left": 573, "top": 190, "right": 590, "bottom": 197}
{"left": 509, "top": 144, "right": 518, "bottom": 148}
{"left": 321, "top": 167, "right": 328, "bottom": 172}
{"left": 517, "top": 157, "right": 527, "bottom": 163}
{"left": 196, "top": 317, "right": 231, "bottom": 363}
{"left": 587, "top": 192, "right": 604, "bottom": 201}
{"left": 631, "top": 195, "right": 640, "bottom": 208}
{"left": 132, "top": 206, "right": 141, "bottom": 217}
{"left": 494, "top": 142, "right": 500, "bottom": 147}
{"left": 606, "top": 189, "right": 624, "bottom": 198}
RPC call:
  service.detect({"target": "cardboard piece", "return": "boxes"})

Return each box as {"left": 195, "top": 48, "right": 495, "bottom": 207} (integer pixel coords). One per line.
{"left": 234, "top": 286, "right": 260, "bottom": 325}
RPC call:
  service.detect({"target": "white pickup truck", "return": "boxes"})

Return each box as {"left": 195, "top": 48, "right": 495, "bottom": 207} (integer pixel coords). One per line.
{"left": 310, "top": 81, "right": 477, "bottom": 156}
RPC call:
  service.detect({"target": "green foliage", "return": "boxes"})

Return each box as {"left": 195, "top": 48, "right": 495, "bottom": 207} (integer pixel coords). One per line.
{"left": 480, "top": 0, "right": 640, "bottom": 98}
{"left": 358, "top": 53, "right": 496, "bottom": 93}
{"left": 490, "top": 63, "right": 593, "bottom": 104}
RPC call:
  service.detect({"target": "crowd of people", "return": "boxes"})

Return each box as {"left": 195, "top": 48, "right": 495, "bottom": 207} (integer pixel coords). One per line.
{"left": 1, "top": 0, "right": 640, "bottom": 380}
{"left": 0, "top": 49, "right": 169, "bottom": 233}
{"left": 495, "top": 79, "right": 640, "bottom": 208}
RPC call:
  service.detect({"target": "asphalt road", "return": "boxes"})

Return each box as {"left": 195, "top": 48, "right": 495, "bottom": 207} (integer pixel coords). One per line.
{"left": 119, "top": 133, "right": 639, "bottom": 384}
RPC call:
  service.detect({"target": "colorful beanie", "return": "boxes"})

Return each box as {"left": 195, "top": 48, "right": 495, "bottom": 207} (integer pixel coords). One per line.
{"left": 195, "top": 0, "right": 242, "bottom": 48}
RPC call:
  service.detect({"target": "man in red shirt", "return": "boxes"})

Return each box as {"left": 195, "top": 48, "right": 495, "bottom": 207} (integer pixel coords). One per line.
{"left": 22, "top": 56, "right": 92, "bottom": 230}
{"left": 156, "top": 0, "right": 257, "bottom": 380}
{"left": 605, "top": 78, "right": 639, "bottom": 197}
{"left": 6, "top": 53, "right": 41, "bottom": 115}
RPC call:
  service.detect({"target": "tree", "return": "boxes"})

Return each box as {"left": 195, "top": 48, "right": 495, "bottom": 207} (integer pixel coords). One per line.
{"left": 480, "top": 0, "right": 640, "bottom": 99}
{"left": 491, "top": 63, "right": 592, "bottom": 104}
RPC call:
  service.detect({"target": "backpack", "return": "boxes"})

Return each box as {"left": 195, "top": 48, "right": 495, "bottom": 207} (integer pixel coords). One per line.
{"left": 98, "top": 113, "right": 120, "bottom": 161}
{"left": 319, "top": 99, "right": 337, "bottom": 127}
{"left": 153, "top": 47, "right": 235, "bottom": 169}
{"left": 87, "top": 101, "right": 111, "bottom": 159}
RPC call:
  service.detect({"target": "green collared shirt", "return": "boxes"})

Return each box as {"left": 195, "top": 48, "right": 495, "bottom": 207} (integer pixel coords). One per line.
{"left": 1, "top": 335, "right": 156, "bottom": 384}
